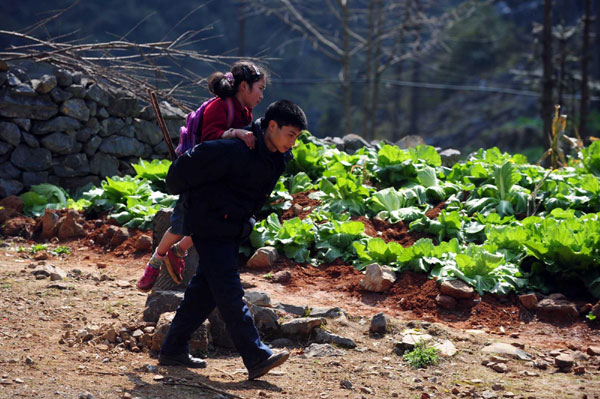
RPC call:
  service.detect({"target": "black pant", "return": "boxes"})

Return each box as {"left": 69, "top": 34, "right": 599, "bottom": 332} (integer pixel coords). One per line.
{"left": 160, "top": 236, "right": 272, "bottom": 369}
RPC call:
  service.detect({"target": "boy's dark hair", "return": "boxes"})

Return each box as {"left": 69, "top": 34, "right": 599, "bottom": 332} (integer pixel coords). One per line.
{"left": 208, "top": 61, "right": 268, "bottom": 99}
{"left": 261, "top": 100, "right": 308, "bottom": 131}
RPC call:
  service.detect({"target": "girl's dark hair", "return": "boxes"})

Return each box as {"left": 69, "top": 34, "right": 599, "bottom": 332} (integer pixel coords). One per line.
{"left": 207, "top": 61, "right": 267, "bottom": 99}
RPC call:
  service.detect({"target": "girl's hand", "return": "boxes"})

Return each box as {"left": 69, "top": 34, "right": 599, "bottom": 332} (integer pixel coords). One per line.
{"left": 234, "top": 129, "right": 255, "bottom": 149}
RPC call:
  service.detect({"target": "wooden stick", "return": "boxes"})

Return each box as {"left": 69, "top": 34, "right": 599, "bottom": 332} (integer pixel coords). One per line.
{"left": 147, "top": 88, "right": 177, "bottom": 161}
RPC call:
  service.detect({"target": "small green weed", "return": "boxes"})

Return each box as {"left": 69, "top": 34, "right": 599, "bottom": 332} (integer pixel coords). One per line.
{"left": 403, "top": 341, "right": 439, "bottom": 368}
{"left": 52, "top": 245, "right": 71, "bottom": 255}
{"left": 30, "top": 244, "right": 48, "bottom": 254}
{"left": 302, "top": 307, "right": 312, "bottom": 317}
{"left": 263, "top": 272, "right": 274, "bottom": 280}
{"left": 587, "top": 312, "right": 597, "bottom": 321}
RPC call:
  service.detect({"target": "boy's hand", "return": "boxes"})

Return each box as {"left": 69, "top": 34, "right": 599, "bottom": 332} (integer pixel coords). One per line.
{"left": 233, "top": 129, "right": 255, "bottom": 149}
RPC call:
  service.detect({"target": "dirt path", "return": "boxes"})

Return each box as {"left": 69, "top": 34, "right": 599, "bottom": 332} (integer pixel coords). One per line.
{"left": 1, "top": 236, "right": 599, "bottom": 399}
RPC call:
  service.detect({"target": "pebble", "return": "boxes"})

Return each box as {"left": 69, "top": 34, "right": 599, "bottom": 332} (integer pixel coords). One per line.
{"left": 340, "top": 379, "right": 353, "bottom": 390}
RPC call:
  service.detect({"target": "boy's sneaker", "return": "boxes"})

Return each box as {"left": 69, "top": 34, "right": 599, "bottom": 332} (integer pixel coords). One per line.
{"left": 164, "top": 248, "right": 185, "bottom": 285}
{"left": 136, "top": 265, "right": 160, "bottom": 292}
{"left": 247, "top": 351, "right": 290, "bottom": 380}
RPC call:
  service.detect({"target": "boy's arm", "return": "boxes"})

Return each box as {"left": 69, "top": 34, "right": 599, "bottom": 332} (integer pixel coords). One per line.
{"left": 166, "top": 140, "right": 245, "bottom": 194}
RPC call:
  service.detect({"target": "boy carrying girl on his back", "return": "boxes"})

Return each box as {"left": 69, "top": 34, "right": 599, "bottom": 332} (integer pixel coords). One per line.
{"left": 158, "top": 99, "right": 308, "bottom": 380}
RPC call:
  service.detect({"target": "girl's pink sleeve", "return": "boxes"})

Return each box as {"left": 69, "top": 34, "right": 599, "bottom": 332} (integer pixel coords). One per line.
{"left": 200, "top": 100, "right": 228, "bottom": 142}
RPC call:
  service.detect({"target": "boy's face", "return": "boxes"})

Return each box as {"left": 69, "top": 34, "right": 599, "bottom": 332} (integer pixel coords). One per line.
{"left": 265, "top": 120, "right": 302, "bottom": 153}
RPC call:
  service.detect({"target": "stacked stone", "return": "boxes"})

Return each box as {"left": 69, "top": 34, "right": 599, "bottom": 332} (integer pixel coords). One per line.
{"left": 0, "top": 60, "right": 186, "bottom": 197}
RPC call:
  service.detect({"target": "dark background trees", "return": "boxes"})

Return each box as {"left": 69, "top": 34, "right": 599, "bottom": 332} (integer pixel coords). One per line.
{"left": 1, "top": 0, "right": 598, "bottom": 159}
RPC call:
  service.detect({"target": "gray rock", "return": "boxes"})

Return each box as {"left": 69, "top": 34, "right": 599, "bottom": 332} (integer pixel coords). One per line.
{"left": 271, "top": 270, "right": 292, "bottom": 284}
{"left": 537, "top": 298, "right": 579, "bottom": 324}
{"left": 100, "top": 117, "right": 125, "bottom": 137}
{"left": 60, "top": 98, "right": 90, "bottom": 122}
{"left": 85, "top": 117, "right": 101, "bottom": 134}
{"left": 0, "top": 72, "right": 6, "bottom": 86}
{"left": 0, "top": 87, "right": 58, "bottom": 120}
{"left": 304, "top": 343, "right": 345, "bottom": 358}
{"left": 313, "top": 327, "right": 356, "bottom": 348}
{"left": 133, "top": 118, "right": 163, "bottom": 146}
{"left": 65, "top": 84, "right": 86, "bottom": 98}
{"left": 0, "top": 178, "right": 23, "bottom": 197}
{"left": 275, "top": 303, "right": 308, "bottom": 316}
{"left": 49, "top": 87, "right": 73, "bottom": 103}
{"left": 86, "top": 100, "right": 97, "bottom": 117}
{"left": 75, "top": 128, "right": 94, "bottom": 143}
{"left": 436, "top": 294, "right": 457, "bottom": 309}
{"left": 22, "top": 171, "right": 48, "bottom": 187}
{"left": 244, "top": 291, "right": 272, "bottom": 307}
{"left": 439, "top": 148, "right": 461, "bottom": 166}
{"left": 370, "top": 312, "right": 389, "bottom": 334}
{"left": 10, "top": 145, "right": 52, "bottom": 171}
{"left": 53, "top": 154, "right": 90, "bottom": 177}
{"left": 321, "top": 136, "right": 345, "bottom": 151}
{"left": 13, "top": 118, "right": 31, "bottom": 132}
{"left": 151, "top": 311, "right": 208, "bottom": 355}
{"left": 41, "top": 132, "right": 78, "bottom": 154}
{"left": 85, "top": 84, "right": 112, "bottom": 107}
{"left": 360, "top": 263, "right": 396, "bottom": 292}
{"left": 481, "top": 342, "right": 531, "bottom": 360}
{"left": 12, "top": 83, "right": 35, "bottom": 95}
{"left": 208, "top": 308, "right": 235, "bottom": 349}
{"left": 396, "top": 135, "right": 426, "bottom": 149}
{"left": 0, "top": 141, "right": 12, "bottom": 155}
{"left": 310, "top": 307, "right": 344, "bottom": 318}
{"left": 55, "top": 69, "right": 73, "bottom": 87}
{"left": 85, "top": 136, "right": 103, "bottom": 158}
{"left": 519, "top": 293, "right": 539, "bottom": 310}
{"left": 33, "top": 74, "right": 57, "bottom": 94}
{"left": 116, "top": 124, "right": 135, "bottom": 138}
{"left": 280, "top": 317, "right": 324, "bottom": 337}
{"left": 31, "top": 116, "right": 81, "bottom": 135}
{"left": 555, "top": 353, "right": 574, "bottom": 370}
{"left": 440, "top": 279, "right": 474, "bottom": 299}
{"left": 97, "top": 107, "right": 110, "bottom": 119}
{"left": 394, "top": 330, "right": 433, "bottom": 354}
{"left": 0, "top": 121, "right": 21, "bottom": 146}
{"left": 21, "top": 132, "right": 39, "bottom": 148}
{"left": 342, "top": 133, "right": 371, "bottom": 154}
{"left": 247, "top": 246, "right": 279, "bottom": 269}
{"left": 0, "top": 162, "right": 21, "bottom": 179}
{"left": 142, "top": 290, "right": 184, "bottom": 323}
{"left": 98, "top": 136, "right": 144, "bottom": 157}
{"left": 432, "top": 339, "right": 457, "bottom": 356}
{"left": 108, "top": 91, "right": 140, "bottom": 117}
{"left": 158, "top": 100, "right": 187, "bottom": 119}
{"left": 248, "top": 303, "right": 280, "bottom": 333}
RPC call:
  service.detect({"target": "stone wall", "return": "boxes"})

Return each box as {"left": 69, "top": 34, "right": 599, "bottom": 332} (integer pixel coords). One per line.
{"left": 0, "top": 60, "right": 186, "bottom": 197}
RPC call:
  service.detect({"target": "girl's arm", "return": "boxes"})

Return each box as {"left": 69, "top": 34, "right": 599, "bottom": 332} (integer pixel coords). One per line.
{"left": 222, "top": 128, "right": 255, "bottom": 149}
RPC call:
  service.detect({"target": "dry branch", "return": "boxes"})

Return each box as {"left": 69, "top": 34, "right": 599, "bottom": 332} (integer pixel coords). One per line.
{"left": 0, "top": 29, "right": 267, "bottom": 113}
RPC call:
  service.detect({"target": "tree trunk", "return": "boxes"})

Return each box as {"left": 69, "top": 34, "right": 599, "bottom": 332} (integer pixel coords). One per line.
{"left": 541, "top": 0, "right": 554, "bottom": 148}
{"left": 369, "top": 0, "right": 384, "bottom": 142}
{"left": 361, "top": 0, "right": 375, "bottom": 140}
{"left": 392, "top": 62, "right": 404, "bottom": 142}
{"left": 341, "top": 1, "right": 352, "bottom": 136}
{"left": 579, "top": 0, "right": 591, "bottom": 141}
{"left": 409, "top": 60, "right": 421, "bottom": 135}
{"left": 238, "top": 6, "right": 246, "bottom": 57}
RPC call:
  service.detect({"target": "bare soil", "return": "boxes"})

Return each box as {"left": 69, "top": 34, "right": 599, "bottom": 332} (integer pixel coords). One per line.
{"left": 1, "top": 210, "right": 600, "bottom": 399}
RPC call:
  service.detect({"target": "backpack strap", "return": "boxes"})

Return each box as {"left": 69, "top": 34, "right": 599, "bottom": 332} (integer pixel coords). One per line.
{"left": 224, "top": 97, "right": 235, "bottom": 129}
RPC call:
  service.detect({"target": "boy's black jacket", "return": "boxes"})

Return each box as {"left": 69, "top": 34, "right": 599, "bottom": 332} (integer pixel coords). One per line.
{"left": 165, "top": 118, "right": 290, "bottom": 239}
